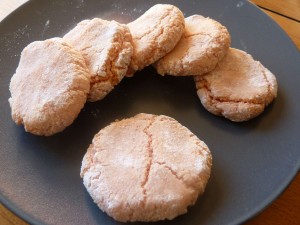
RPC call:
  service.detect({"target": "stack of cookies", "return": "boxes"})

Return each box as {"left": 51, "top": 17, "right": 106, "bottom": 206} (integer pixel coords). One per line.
{"left": 8, "top": 3, "right": 278, "bottom": 223}
{"left": 8, "top": 4, "right": 278, "bottom": 135}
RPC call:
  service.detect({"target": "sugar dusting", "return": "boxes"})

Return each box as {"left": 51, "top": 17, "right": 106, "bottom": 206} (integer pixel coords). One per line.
{"left": 132, "top": 8, "right": 143, "bottom": 14}
{"left": 76, "top": 0, "right": 86, "bottom": 9}
{"left": 236, "top": 1, "right": 244, "bottom": 8}
{"left": 41, "top": 20, "right": 50, "bottom": 38}
{"left": 90, "top": 108, "right": 101, "bottom": 118}
{"left": 111, "top": 3, "right": 143, "bottom": 17}
{"left": 0, "top": 24, "right": 31, "bottom": 58}
{"left": 239, "top": 39, "right": 248, "bottom": 50}
{"left": 111, "top": 2, "right": 122, "bottom": 9}
{"left": 217, "top": 5, "right": 229, "bottom": 19}
{"left": 13, "top": 25, "right": 30, "bottom": 39}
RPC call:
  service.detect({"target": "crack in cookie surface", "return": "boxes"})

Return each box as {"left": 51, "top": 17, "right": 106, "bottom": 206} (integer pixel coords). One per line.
{"left": 80, "top": 114, "right": 212, "bottom": 222}
{"left": 194, "top": 48, "right": 277, "bottom": 121}
{"left": 128, "top": 4, "right": 184, "bottom": 72}
{"left": 155, "top": 15, "right": 230, "bottom": 76}
{"left": 153, "top": 161, "right": 190, "bottom": 189}
{"left": 141, "top": 116, "right": 155, "bottom": 205}
{"left": 260, "top": 63, "right": 278, "bottom": 104}
{"left": 64, "top": 19, "right": 133, "bottom": 102}
{"left": 200, "top": 81, "right": 265, "bottom": 105}
{"left": 131, "top": 7, "right": 172, "bottom": 41}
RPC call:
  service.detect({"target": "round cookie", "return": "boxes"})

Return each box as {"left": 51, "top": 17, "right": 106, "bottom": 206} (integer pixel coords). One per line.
{"left": 127, "top": 4, "right": 185, "bottom": 75}
{"left": 9, "top": 38, "right": 90, "bottom": 136}
{"left": 64, "top": 18, "right": 133, "bottom": 102}
{"left": 81, "top": 113, "right": 212, "bottom": 222}
{"left": 155, "top": 15, "right": 231, "bottom": 76}
{"left": 194, "top": 48, "right": 278, "bottom": 122}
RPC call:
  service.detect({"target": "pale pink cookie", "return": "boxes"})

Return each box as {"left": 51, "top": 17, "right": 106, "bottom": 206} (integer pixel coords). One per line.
{"left": 194, "top": 48, "right": 278, "bottom": 122}
{"left": 155, "top": 15, "right": 231, "bottom": 76}
{"left": 81, "top": 113, "right": 212, "bottom": 222}
{"left": 64, "top": 18, "right": 133, "bottom": 102}
{"left": 9, "top": 38, "right": 90, "bottom": 136}
{"left": 127, "top": 4, "right": 185, "bottom": 76}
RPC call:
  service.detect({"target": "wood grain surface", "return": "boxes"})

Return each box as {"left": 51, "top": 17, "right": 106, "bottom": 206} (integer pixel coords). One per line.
{"left": 251, "top": 0, "right": 300, "bottom": 21}
{"left": 0, "top": 0, "right": 299, "bottom": 224}
{"left": 260, "top": 8, "right": 300, "bottom": 49}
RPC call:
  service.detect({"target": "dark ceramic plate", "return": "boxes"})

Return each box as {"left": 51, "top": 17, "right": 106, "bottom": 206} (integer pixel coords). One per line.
{"left": 0, "top": 0, "right": 299, "bottom": 225}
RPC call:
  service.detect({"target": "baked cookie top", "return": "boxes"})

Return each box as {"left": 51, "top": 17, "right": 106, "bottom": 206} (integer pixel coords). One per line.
{"left": 194, "top": 48, "right": 278, "bottom": 122}
{"left": 155, "top": 15, "right": 231, "bottom": 76}
{"left": 64, "top": 18, "right": 133, "bottom": 102}
{"left": 9, "top": 38, "right": 90, "bottom": 136}
{"left": 127, "top": 4, "right": 185, "bottom": 74}
{"left": 81, "top": 113, "right": 212, "bottom": 222}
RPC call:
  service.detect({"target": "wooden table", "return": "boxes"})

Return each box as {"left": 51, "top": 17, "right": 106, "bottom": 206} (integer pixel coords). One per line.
{"left": 0, "top": 0, "right": 299, "bottom": 224}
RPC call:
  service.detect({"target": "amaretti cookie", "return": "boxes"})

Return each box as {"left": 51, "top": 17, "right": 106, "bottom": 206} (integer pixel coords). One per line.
{"left": 81, "top": 113, "right": 212, "bottom": 222}
{"left": 155, "top": 15, "right": 231, "bottom": 76}
{"left": 127, "top": 4, "right": 185, "bottom": 75}
{"left": 9, "top": 38, "right": 90, "bottom": 136}
{"left": 194, "top": 48, "right": 278, "bottom": 122}
{"left": 64, "top": 18, "right": 133, "bottom": 102}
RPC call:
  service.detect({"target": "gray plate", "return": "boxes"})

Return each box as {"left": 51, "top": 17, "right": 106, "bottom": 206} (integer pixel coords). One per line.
{"left": 0, "top": 0, "right": 299, "bottom": 225}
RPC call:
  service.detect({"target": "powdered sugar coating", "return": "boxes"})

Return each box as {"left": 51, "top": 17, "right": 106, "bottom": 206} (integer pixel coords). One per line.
{"left": 194, "top": 48, "right": 278, "bottom": 122}
{"left": 81, "top": 113, "right": 212, "bottom": 222}
{"left": 155, "top": 15, "right": 231, "bottom": 76}
{"left": 64, "top": 18, "right": 133, "bottom": 101}
{"left": 127, "top": 4, "right": 185, "bottom": 75}
{"left": 9, "top": 38, "right": 90, "bottom": 136}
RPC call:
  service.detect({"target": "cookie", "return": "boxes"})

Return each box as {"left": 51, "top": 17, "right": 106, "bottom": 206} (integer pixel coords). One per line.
{"left": 155, "top": 15, "right": 231, "bottom": 76}
{"left": 81, "top": 113, "right": 212, "bottom": 222}
{"left": 64, "top": 18, "right": 133, "bottom": 102}
{"left": 127, "top": 4, "right": 185, "bottom": 75}
{"left": 9, "top": 38, "right": 90, "bottom": 136}
{"left": 194, "top": 48, "right": 278, "bottom": 122}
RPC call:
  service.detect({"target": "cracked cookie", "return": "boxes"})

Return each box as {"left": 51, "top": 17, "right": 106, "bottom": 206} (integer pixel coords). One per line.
{"left": 155, "top": 15, "right": 231, "bottom": 76}
{"left": 9, "top": 38, "right": 90, "bottom": 136}
{"left": 194, "top": 48, "right": 278, "bottom": 122}
{"left": 80, "top": 113, "right": 212, "bottom": 222}
{"left": 64, "top": 18, "right": 133, "bottom": 102}
{"left": 127, "top": 4, "right": 185, "bottom": 76}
